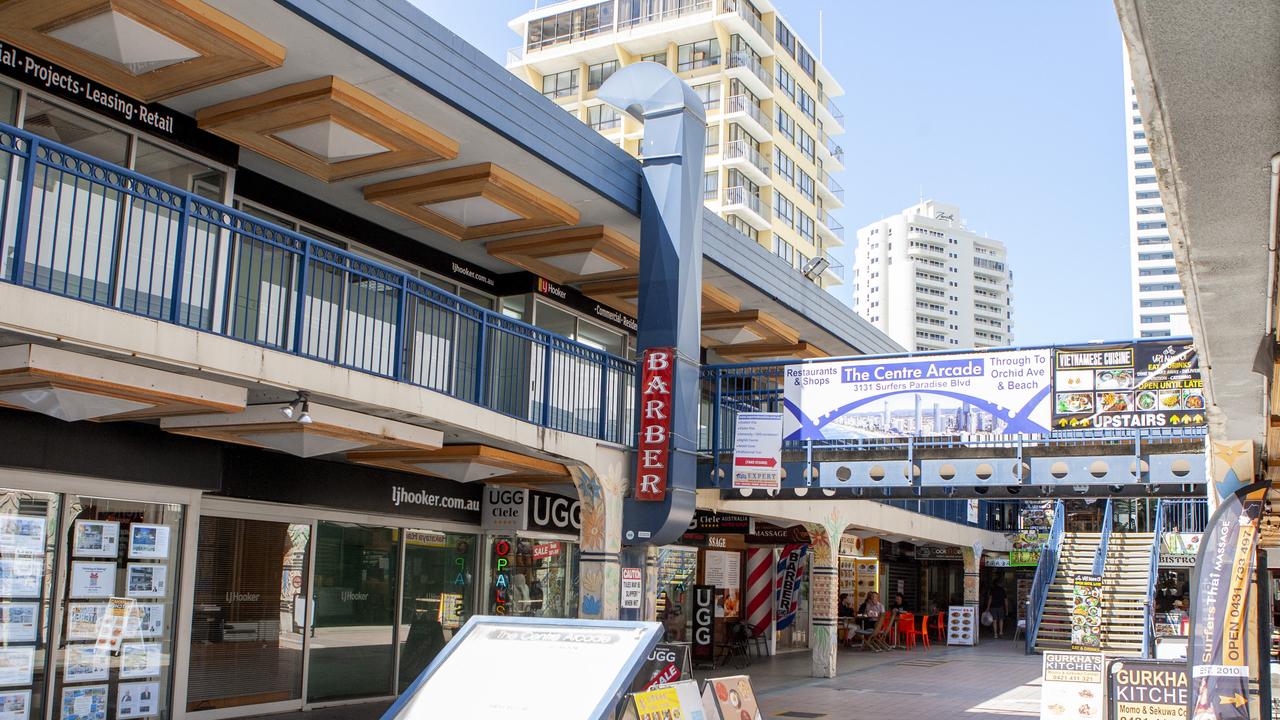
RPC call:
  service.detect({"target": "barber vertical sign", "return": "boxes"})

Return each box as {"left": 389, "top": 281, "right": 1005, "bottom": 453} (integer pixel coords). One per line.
{"left": 1188, "top": 482, "right": 1265, "bottom": 720}
{"left": 636, "top": 348, "right": 675, "bottom": 500}
{"left": 775, "top": 543, "right": 808, "bottom": 630}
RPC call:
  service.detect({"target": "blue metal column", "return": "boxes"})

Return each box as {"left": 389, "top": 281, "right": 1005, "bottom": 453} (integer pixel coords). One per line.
{"left": 599, "top": 63, "right": 705, "bottom": 548}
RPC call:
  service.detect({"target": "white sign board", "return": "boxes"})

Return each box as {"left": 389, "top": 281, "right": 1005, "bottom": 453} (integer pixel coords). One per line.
{"left": 947, "top": 605, "right": 976, "bottom": 646}
{"left": 621, "top": 568, "right": 642, "bottom": 610}
{"left": 731, "top": 412, "right": 783, "bottom": 489}
{"left": 1040, "top": 652, "right": 1104, "bottom": 720}
{"left": 385, "top": 617, "right": 661, "bottom": 720}
{"left": 783, "top": 349, "right": 1051, "bottom": 440}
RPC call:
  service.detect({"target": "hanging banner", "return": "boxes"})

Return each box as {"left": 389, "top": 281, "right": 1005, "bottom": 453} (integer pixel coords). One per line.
{"left": 1051, "top": 341, "right": 1203, "bottom": 431}
{"left": 775, "top": 543, "right": 808, "bottom": 631}
{"left": 691, "top": 585, "right": 715, "bottom": 664}
{"left": 635, "top": 347, "right": 675, "bottom": 501}
{"left": 1071, "top": 575, "right": 1103, "bottom": 652}
{"left": 783, "top": 349, "right": 1051, "bottom": 440}
{"left": 731, "top": 412, "right": 783, "bottom": 489}
{"left": 1188, "top": 483, "right": 1265, "bottom": 720}
{"left": 1041, "top": 652, "right": 1105, "bottom": 720}
{"left": 1011, "top": 502, "right": 1053, "bottom": 566}
{"left": 1108, "top": 659, "right": 1189, "bottom": 720}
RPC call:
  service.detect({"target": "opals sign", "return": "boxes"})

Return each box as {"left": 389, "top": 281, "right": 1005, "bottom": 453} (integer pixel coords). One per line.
{"left": 783, "top": 349, "right": 1051, "bottom": 440}
{"left": 635, "top": 348, "right": 675, "bottom": 500}
{"left": 1052, "top": 341, "right": 1203, "bottom": 431}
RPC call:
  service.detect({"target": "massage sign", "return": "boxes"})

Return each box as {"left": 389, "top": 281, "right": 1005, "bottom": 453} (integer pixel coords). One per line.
{"left": 635, "top": 348, "right": 675, "bottom": 501}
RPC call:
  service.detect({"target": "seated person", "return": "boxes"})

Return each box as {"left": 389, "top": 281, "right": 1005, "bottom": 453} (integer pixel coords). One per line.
{"left": 838, "top": 593, "right": 856, "bottom": 618}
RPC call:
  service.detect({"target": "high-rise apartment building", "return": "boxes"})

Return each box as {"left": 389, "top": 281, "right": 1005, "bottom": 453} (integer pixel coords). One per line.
{"left": 1124, "top": 48, "right": 1189, "bottom": 338}
{"left": 506, "top": 0, "right": 846, "bottom": 288}
{"left": 852, "top": 201, "right": 1014, "bottom": 351}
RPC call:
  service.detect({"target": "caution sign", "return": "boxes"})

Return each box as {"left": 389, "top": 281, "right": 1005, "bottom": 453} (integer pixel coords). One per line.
{"left": 1108, "top": 659, "right": 1188, "bottom": 720}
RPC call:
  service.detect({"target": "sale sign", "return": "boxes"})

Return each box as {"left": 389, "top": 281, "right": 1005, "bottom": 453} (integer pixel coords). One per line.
{"left": 635, "top": 348, "right": 675, "bottom": 501}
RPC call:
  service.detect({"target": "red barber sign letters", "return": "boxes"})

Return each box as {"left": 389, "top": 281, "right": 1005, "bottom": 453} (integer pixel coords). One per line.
{"left": 635, "top": 348, "right": 675, "bottom": 501}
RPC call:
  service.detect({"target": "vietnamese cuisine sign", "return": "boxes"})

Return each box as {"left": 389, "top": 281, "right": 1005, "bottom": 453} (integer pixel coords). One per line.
{"left": 731, "top": 412, "right": 783, "bottom": 489}
{"left": 783, "top": 349, "right": 1051, "bottom": 440}
{"left": 1051, "top": 341, "right": 1204, "bottom": 431}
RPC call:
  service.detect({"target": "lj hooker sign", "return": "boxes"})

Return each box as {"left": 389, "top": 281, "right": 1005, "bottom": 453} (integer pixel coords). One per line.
{"left": 635, "top": 348, "right": 675, "bottom": 501}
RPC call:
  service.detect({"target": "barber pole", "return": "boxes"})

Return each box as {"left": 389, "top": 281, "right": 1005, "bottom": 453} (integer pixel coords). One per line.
{"left": 745, "top": 548, "right": 773, "bottom": 638}
{"left": 775, "top": 543, "right": 808, "bottom": 631}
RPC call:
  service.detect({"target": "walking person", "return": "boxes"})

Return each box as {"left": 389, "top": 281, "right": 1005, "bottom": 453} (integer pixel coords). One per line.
{"left": 986, "top": 581, "right": 1008, "bottom": 639}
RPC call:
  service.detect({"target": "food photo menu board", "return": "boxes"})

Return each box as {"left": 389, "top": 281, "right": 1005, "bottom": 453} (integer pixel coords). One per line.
{"left": 1052, "top": 341, "right": 1204, "bottom": 431}
{"left": 947, "top": 606, "right": 976, "bottom": 646}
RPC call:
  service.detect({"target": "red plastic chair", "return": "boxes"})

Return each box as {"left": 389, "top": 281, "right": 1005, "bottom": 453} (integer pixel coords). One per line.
{"left": 918, "top": 614, "right": 931, "bottom": 651}
{"left": 896, "top": 612, "right": 917, "bottom": 649}
{"left": 934, "top": 611, "right": 946, "bottom": 642}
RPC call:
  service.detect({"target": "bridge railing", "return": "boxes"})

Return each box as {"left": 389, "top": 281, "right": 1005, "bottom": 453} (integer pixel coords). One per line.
{"left": 0, "top": 123, "right": 636, "bottom": 444}
{"left": 1026, "top": 499, "right": 1065, "bottom": 654}
{"left": 1093, "top": 498, "right": 1114, "bottom": 577}
{"left": 1142, "top": 500, "right": 1165, "bottom": 657}
{"left": 1159, "top": 497, "right": 1209, "bottom": 533}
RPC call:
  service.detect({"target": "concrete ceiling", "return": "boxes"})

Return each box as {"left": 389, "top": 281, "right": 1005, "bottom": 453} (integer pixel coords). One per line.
{"left": 1115, "top": 0, "right": 1280, "bottom": 452}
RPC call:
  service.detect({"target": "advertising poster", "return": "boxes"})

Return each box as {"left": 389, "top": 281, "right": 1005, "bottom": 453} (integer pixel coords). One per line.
{"left": 59, "top": 685, "right": 107, "bottom": 720}
{"left": 1159, "top": 532, "right": 1202, "bottom": 567}
{"left": 69, "top": 562, "right": 116, "bottom": 599}
{"left": 63, "top": 645, "right": 109, "bottom": 682}
{"left": 701, "top": 676, "right": 762, "bottom": 720}
{"left": 1188, "top": 484, "right": 1265, "bottom": 720}
{"left": 691, "top": 586, "right": 715, "bottom": 665}
{"left": 127, "top": 604, "right": 164, "bottom": 638}
{"left": 1041, "top": 652, "right": 1104, "bottom": 720}
{"left": 1010, "top": 503, "right": 1053, "bottom": 566}
{"left": 730, "top": 412, "right": 783, "bottom": 490}
{"left": 0, "top": 690, "right": 29, "bottom": 720}
{"left": 66, "top": 604, "right": 105, "bottom": 641}
{"left": 119, "top": 643, "right": 161, "bottom": 679}
{"left": 72, "top": 521, "right": 119, "bottom": 558}
{"left": 127, "top": 525, "right": 170, "bottom": 560}
{"left": 630, "top": 681, "right": 706, "bottom": 720}
{"left": 0, "top": 604, "right": 36, "bottom": 644}
{"left": 0, "top": 557, "right": 41, "bottom": 599}
{"left": 95, "top": 597, "right": 135, "bottom": 652}
{"left": 947, "top": 606, "right": 975, "bottom": 646}
{"left": 630, "top": 643, "right": 691, "bottom": 693}
{"left": 1052, "top": 341, "right": 1203, "bottom": 431}
{"left": 783, "top": 349, "right": 1051, "bottom": 441}
{"left": 1108, "top": 659, "right": 1189, "bottom": 720}
{"left": 0, "top": 648, "right": 33, "bottom": 687}
{"left": 116, "top": 682, "right": 159, "bottom": 720}
{"left": 1070, "top": 576, "right": 1103, "bottom": 651}
{"left": 125, "top": 564, "right": 167, "bottom": 598}
{"left": 0, "top": 517, "right": 44, "bottom": 554}
{"left": 437, "top": 593, "right": 465, "bottom": 630}
{"left": 703, "top": 552, "right": 741, "bottom": 618}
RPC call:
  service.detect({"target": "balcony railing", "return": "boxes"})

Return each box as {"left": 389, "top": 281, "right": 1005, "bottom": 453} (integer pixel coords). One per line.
{"left": 619, "top": 0, "right": 713, "bottom": 30}
{"left": 817, "top": 169, "right": 844, "bottom": 202}
{"left": 724, "top": 140, "right": 770, "bottom": 178}
{"left": 724, "top": 185, "right": 769, "bottom": 220}
{"left": 817, "top": 209, "right": 845, "bottom": 241}
{"left": 0, "top": 123, "right": 636, "bottom": 444}
{"left": 724, "top": 95, "right": 772, "bottom": 134}
{"left": 721, "top": 0, "right": 772, "bottom": 45}
{"left": 727, "top": 51, "right": 771, "bottom": 88}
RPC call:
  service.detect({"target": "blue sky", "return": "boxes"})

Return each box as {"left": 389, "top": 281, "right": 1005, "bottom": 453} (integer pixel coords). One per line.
{"left": 412, "top": 0, "right": 1131, "bottom": 346}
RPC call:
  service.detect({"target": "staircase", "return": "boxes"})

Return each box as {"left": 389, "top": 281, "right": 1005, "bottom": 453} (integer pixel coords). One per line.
{"left": 1033, "top": 531, "right": 1154, "bottom": 654}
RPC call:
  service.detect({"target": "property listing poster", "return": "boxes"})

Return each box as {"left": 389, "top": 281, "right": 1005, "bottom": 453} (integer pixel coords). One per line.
{"left": 783, "top": 349, "right": 1051, "bottom": 441}
{"left": 1052, "top": 341, "right": 1204, "bottom": 431}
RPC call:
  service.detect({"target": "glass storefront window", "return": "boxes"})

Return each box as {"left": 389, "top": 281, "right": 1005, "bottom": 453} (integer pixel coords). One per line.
{"left": 397, "top": 530, "right": 476, "bottom": 692}
{"left": 656, "top": 548, "right": 698, "bottom": 641}
{"left": 53, "top": 495, "right": 183, "bottom": 720}
{"left": 307, "top": 523, "right": 399, "bottom": 702}
{"left": 22, "top": 96, "right": 128, "bottom": 165}
{"left": 186, "top": 517, "right": 310, "bottom": 712}
{"left": 0, "top": 488, "right": 59, "bottom": 720}
{"left": 133, "top": 140, "right": 225, "bottom": 201}
{"left": 487, "top": 537, "right": 579, "bottom": 618}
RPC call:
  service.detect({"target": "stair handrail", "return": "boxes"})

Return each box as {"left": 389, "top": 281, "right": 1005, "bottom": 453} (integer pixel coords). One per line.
{"left": 1142, "top": 499, "right": 1165, "bottom": 657}
{"left": 1092, "top": 499, "right": 1114, "bottom": 577}
{"left": 1026, "top": 499, "right": 1066, "bottom": 654}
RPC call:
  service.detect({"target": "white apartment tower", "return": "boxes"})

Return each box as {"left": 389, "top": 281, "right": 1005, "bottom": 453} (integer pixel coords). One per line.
{"left": 1124, "top": 50, "right": 1189, "bottom": 338}
{"left": 506, "top": 0, "right": 846, "bottom": 289}
{"left": 853, "top": 201, "right": 1014, "bottom": 351}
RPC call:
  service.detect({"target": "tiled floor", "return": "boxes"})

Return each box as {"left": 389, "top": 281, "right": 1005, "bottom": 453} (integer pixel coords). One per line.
{"left": 243, "top": 639, "right": 1041, "bottom": 720}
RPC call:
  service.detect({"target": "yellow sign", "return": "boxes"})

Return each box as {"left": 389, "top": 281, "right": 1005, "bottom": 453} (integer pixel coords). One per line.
{"left": 632, "top": 687, "right": 682, "bottom": 719}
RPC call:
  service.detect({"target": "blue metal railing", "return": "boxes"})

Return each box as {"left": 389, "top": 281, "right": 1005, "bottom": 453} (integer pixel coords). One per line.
{"left": 1142, "top": 500, "right": 1165, "bottom": 657}
{"left": 1159, "top": 497, "right": 1209, "bottom": 533}
{"left": 1026, "top": 499, "right": 1065, "bottom": 654}
{"left": 0, "top": 123, "right": 635, "bottom": 443}
{"left": 1093, "top": 498, "right": 1114, "bottom": 577}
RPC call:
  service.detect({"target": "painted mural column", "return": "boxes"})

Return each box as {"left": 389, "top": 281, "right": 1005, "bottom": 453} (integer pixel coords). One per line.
{"left": 572, "top": 465, "right": 626, "bottom": 620}
{"left": 804, "top": 509, "right": 850, "bottom": 678}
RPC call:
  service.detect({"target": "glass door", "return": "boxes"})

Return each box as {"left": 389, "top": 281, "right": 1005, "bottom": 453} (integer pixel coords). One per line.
{"left": 397, "top": 531, "right": 476, "bottom": 692}
{"left": 306, "top": 523, "right": 399, "bottom": 703}
{"left": 186, "top": 516, "right": 311, "bottom": 713}
{"left": 0, "top": 488, "right": 59, "bottom": 720}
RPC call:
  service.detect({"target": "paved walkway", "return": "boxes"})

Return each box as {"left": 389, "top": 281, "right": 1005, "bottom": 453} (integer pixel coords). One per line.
{"left": 245, "top": 640, "right": 1041, "bottom": 720}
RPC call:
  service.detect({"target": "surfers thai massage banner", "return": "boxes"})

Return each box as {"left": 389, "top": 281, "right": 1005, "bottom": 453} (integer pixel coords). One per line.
{"left": 1051, "top": 341, "right": 1204, "bottom": 431}
{"left": 783, "top": 349, "right": 1051, "bottom": 440}
{"left": 1188, "top": 484, "right": 1265, "bottom": 720}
